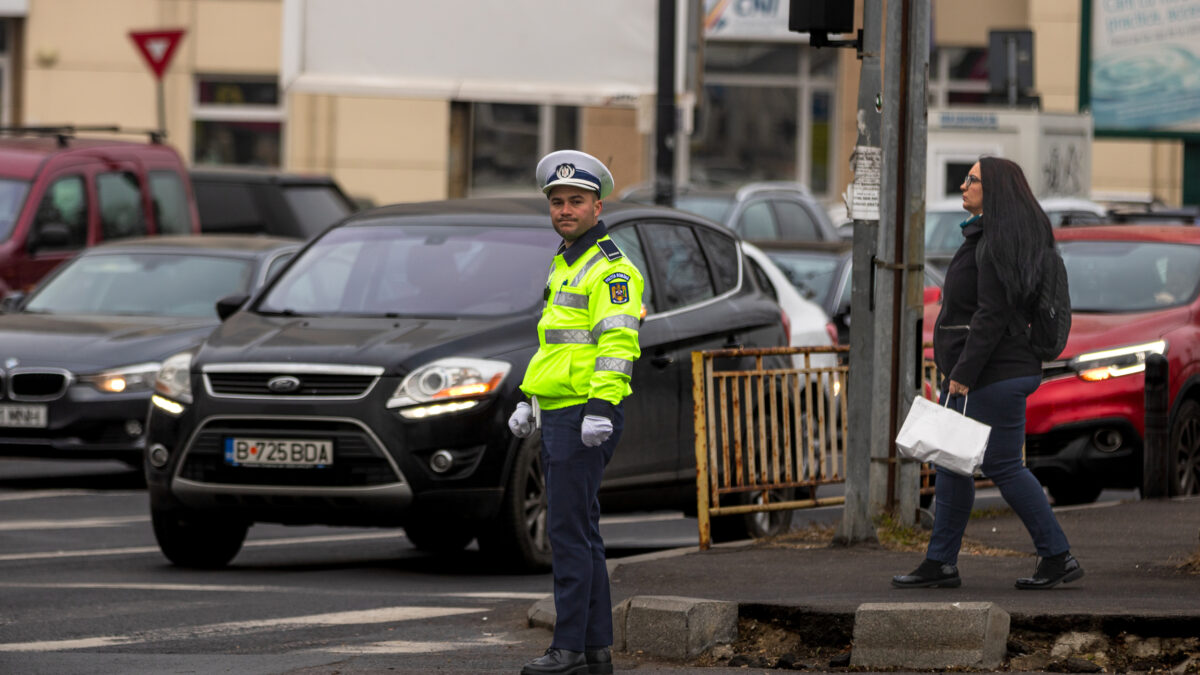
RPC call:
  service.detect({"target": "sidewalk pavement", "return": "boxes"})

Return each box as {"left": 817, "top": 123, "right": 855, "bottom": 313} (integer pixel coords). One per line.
{"left": 605, "top": 495, "right": 1200, "bottom": 622}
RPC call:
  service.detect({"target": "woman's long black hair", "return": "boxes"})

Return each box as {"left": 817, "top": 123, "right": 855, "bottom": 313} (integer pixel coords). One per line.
{"left": 978, "top": 156, "right": 1054, "bottom": 306}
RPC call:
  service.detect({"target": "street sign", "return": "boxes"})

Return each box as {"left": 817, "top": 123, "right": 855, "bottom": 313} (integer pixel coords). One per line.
{"left": 128, "top": 29, "right": 185, "bottom": 80}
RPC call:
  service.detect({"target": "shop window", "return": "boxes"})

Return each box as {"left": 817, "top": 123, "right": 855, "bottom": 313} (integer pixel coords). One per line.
{"left": 467, "top": 102, "right": 578, "bottom": 196}
{"left": 193, "top": 76, "right": 283, "bottom": 167}
{"left": 929, "top": 48, "right": 990, "bottom": 108}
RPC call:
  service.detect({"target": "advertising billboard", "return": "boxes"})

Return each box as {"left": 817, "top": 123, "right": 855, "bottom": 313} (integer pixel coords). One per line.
{"left": 1084, "top": 0, "right": 1200, "bottom": 136}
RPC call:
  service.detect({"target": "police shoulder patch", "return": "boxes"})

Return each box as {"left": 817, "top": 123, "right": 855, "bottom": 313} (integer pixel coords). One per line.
{"left": 597, "top": 239, "right": 624, "bottom": 261}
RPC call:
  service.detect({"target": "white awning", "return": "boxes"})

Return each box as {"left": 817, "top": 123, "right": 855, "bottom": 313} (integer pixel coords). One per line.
{"left": 282, "top": 0, "right": 658, "bottom": 106}
{"left": 0, "top": 0, "right": 28, "bottom": 17}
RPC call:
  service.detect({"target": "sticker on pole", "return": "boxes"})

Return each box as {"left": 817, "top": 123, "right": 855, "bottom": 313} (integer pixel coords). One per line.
{"left": 128, "top": 29, "right": 186, "bottom": 80}
{"left": 845, "top": 145, "right": 882, "bottom": 222}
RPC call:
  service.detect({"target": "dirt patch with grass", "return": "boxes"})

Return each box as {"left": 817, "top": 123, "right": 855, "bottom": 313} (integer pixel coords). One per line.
{"left": 692, "top": 517, "right": 1200, "bottom": 672}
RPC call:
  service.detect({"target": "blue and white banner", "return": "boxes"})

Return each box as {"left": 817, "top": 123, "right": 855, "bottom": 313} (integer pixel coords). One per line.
{"left": 1090, "top": 0, "right": 1200, "bottom": 133}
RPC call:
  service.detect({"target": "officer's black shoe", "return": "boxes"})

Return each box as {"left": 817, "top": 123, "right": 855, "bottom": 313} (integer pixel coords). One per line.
{"left": 521, "top": 648, "right": 589, "bottom": 675}
{"left": 1015, "top": 552, "right": 1084, "bottom": 590}
{"left": 891, "top": 558, "right": 962, "bottom": 588}
{"left": 584, "top": 646, "right": 613, "bottom": 674}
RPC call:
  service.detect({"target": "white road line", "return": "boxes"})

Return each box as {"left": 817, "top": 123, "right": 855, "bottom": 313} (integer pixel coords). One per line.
{"left": 0, "top": 531, "right": 397, "bottom": 562}
{"left": 0, "top": 606, "right": 486, "bottom": 652}
{"left": 0, "top": 582, "right": 293, "bottom": 593}
{"left": 444, "top": 592, "right": 548, "bottom": 600}
{"left": 599, "top": 513, "right": 688, "bottom": 525}
{"left": 326, "top": 634, "right": 519, "bottom": 655}
{"left": 0, "top": 516, "right": 149, "bottom": 531}
{"left": 0, "top": 490, "right": 141, "bottom": 502}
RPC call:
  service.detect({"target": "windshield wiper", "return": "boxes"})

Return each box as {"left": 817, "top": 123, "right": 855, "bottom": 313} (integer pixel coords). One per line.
{"left": 257, "top": 308, "right": 302, "bottom": 317}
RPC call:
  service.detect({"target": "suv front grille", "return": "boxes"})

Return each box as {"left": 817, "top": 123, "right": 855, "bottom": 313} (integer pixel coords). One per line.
{"left": 206, "top": 372, "right": 377, "bottom": 397}
{"left": 8, "top": 370, "right": 71, "bottom": 401}
{"left": 178, "top": 418, "right": 398, "bottom": 487}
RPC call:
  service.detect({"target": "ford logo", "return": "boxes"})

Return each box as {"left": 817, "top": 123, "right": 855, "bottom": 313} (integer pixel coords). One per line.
{"left": 266, "top": 376, "right": 302, "bottom": 393}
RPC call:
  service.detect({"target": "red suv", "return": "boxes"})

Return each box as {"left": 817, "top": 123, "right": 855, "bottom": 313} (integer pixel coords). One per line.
{"left": 0, "top": 127, "right": 200, "bottom": 294}
{"left": 924, "top": 225, "right": 1200, "bottom": 505}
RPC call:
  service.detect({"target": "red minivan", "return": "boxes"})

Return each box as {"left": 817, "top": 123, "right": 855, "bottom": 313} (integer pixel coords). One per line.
{"left": 0, "top": 127, "right": 200, "bottom": 294}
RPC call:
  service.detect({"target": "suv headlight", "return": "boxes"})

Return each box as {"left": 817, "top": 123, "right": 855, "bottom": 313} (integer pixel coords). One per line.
{"left": 387, "top": 358, "right": 511, "bottom": 419}
{"left": 80, "top": 362, "right": 161, "bottom": 394}
{"left": 1071, "top": 340, "right": 1166, "bottom": 381}
{"left": 152, "top": 351, "right": 194, "bottom": 413}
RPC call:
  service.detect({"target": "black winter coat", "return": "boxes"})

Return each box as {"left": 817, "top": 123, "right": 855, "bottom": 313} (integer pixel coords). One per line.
{"left": 933, "top": 218, "right": 1042, "bottom": 390}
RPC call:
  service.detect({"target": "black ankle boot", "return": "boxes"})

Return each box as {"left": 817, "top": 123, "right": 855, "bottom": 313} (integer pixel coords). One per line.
{"left": 521, "top": 648, "right": 588, "bottom": 675}
{"left": 584, "top": 646, "right": 613, "bottom": 674}
{"left": 1015, "top": 552, "right": 1084, "bottom": 590}
{"left": 891, "top": 558, "right": 961, "bottom": 588}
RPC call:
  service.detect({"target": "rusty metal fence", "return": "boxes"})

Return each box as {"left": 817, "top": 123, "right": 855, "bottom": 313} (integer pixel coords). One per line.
{"left": 692, "top": 344, "right": 979, "bottom": 549}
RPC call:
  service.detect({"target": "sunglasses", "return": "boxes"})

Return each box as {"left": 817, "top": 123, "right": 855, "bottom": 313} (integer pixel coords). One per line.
{"left": 963, "top": 174, "right": 983, "bottom": 188}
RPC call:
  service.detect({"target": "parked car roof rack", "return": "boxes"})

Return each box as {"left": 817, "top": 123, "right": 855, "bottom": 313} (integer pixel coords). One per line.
{"left": 0, "top": 125, "right": 165, "bottom": 147}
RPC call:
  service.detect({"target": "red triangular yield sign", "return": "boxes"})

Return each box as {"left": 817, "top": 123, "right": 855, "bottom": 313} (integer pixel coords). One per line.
{"left": 129, "top": 29, "right": 185, "bottom": 80}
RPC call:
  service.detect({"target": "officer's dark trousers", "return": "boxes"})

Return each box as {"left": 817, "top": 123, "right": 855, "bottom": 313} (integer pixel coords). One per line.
{"left": 541, "top": 403, "right": 623, "bottom": 652}
{"left": 927, "top": 375, "right": 1070, "bottom": 566}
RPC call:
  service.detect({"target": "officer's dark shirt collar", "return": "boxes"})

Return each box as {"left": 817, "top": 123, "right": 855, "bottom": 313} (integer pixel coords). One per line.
{"left": 557, "top": 219, "right": 608, "bottom": 266}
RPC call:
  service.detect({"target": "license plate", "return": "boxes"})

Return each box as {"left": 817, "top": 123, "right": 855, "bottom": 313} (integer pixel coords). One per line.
{"left": 0, "top": 404, "right": 48, "bottom": 428}
{"left": 224, "top": 437, "right": 333, "bottom": 468}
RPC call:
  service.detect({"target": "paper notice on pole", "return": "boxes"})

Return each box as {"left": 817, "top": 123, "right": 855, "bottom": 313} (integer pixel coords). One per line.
{"left": 844, "top": 146, "right": 882, "bottom": 221}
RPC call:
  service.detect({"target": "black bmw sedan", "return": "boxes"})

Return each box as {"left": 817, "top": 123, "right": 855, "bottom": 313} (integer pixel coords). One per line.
{"left": 144, "top": 198, "right": 789, "bottom": 570}
{"left": 0, "top": 236, "right": 300, "bottom": 465}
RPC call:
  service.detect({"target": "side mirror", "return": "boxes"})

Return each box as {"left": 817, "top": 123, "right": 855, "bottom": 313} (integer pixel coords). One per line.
{"left": 215, "top": 293, "right": 249, "bottom": 321}
{"left": 923, "top": 286, "right": 943, "bottom": 305}
{"left": 27, "top": 223, "right": 71, "bottom": 253}
{"left": 0, "top": 291, "right": 27, "bottom": 313}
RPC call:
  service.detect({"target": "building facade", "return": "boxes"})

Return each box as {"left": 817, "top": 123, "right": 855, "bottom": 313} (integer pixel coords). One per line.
{"left": 0, "top": 0, "right": 1186, "bottom": 208}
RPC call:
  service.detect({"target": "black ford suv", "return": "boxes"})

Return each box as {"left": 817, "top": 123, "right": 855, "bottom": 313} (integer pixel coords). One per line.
{"left": 189, "top": 168, "right": 357, "bottom": 240}
{"left": 145, "top": 198, "right": 789, "bottom": 570}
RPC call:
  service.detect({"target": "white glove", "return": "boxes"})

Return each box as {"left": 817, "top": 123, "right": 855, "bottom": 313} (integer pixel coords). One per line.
{"left": 508, "top": 402, "right": 534, "bottom": 438}
{"left": 581, "top": 415, "right": 613, "bottom": 447}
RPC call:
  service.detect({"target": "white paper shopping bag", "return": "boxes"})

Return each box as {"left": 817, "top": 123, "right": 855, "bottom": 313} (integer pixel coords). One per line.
{"left": 895, "top": 395, "right": 990, "bottom": 476}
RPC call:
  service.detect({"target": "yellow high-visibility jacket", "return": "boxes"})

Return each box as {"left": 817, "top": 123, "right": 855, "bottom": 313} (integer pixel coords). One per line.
{"left": 520, "top": 222, "right": 643, "bottom": 418}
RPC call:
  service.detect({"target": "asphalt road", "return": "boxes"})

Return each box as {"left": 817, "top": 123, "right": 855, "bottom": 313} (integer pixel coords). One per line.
{"left": 0, "top": 458, "right": 1138, "bottom": 674}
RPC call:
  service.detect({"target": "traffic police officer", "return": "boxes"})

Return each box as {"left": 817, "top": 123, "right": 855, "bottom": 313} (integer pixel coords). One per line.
{"left": 510, "top": 150, "right": 643, "bottom": 675}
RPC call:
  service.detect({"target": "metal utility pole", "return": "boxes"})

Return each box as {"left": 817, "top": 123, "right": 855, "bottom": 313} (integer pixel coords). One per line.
{"left": 835, "top": 0, "right": 883, "bottom": 545}
{"left": 654, "top": 0, "right": 677, "bottom": 207}
{"left": 867, "top": 0, "right": 930, "bottom": 525}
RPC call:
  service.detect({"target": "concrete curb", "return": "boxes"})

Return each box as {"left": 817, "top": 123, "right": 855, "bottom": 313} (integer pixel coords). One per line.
{"left": 527, "top": 593, "right": 738, "bottom": 659}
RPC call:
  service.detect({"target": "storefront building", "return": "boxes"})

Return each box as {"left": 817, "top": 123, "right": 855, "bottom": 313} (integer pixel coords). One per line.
{"left": 0, "top": 0, "right": 1186, "bottom": 209}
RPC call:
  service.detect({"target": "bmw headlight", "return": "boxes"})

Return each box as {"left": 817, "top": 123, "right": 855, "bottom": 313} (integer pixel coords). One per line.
{"left": 80, "top": 362, "right": 161, "bottom": 394}
{"left": 152, "top": 350, "right": 194, "bottom": 411}
{"left": 1071, "top": 340, "right": 1166, "bottom": 382}
{"left": 388, "top": 358, "right": 511, "bottom": 418}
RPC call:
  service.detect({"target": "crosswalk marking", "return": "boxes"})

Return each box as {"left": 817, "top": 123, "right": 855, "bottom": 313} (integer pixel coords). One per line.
{"left": 0, "top": 606, "right": 486, "bottom": 652}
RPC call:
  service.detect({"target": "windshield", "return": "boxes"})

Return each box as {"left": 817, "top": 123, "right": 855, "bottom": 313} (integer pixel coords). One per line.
{"left": 761, "top": 250, "right": 842, "bottom": 306}
{"left": 283, "top": 185, "right": 354, "bottom": 238}
{"left": 25, "top": 253, "right": 254, "bottom": 317}
{"left": 1061, "top": 240, "right": 1200, "bottom": 312}
{"left": 0, "top": 178, "right": 32, "bottom": 242}
{"left": 672, "top": 195, "right": 735, "bottom": 224}
{"left": 258, "top": 223, "right": 559, "bottom": 317}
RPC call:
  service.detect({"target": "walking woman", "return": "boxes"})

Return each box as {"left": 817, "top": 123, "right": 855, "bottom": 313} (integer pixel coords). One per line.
{"left": 892, "top": 156, "right": 1083, "bottom": 590}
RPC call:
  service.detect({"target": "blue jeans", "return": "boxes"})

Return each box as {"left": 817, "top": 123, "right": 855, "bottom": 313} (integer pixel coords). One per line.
{"left": 540, "top": 403, "right": 623, "bottom": 652}
{"left": 926, "top": 375, "right": 1070, "bottom": 566}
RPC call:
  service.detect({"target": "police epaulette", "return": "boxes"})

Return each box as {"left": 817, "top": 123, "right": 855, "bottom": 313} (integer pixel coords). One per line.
{"left": 597, "top": 239, "right": 623, "bottom": 261}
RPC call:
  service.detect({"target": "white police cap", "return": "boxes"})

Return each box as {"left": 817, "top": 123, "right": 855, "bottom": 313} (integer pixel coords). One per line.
{"left": 536, "top": 150, "right": 615, "bottom": 200}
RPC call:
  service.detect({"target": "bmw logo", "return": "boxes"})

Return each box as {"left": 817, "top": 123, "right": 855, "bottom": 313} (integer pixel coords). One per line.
{"left": 267, "top": 376, "right": 302, "bottom": 393}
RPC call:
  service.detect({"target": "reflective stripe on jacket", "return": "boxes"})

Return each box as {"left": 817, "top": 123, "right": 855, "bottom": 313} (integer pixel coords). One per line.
{"left": 520, "top": 229, "right": 643, "bottom": 413}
